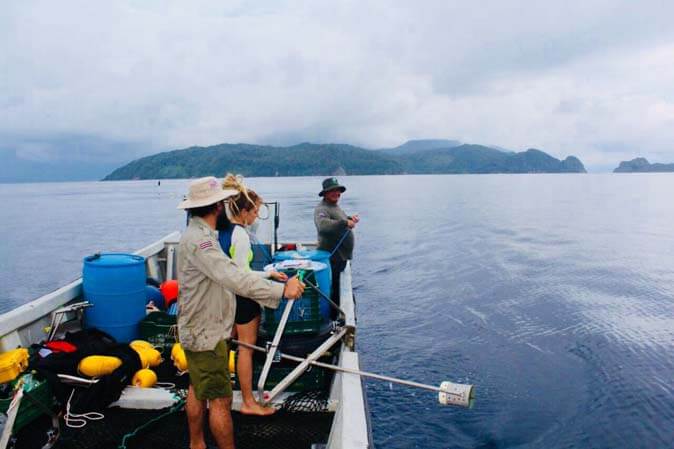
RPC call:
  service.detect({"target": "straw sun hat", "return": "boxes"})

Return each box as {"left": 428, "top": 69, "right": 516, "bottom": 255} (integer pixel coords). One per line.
{"left": 177, "top": 176, "right": 239, "bottom": 209}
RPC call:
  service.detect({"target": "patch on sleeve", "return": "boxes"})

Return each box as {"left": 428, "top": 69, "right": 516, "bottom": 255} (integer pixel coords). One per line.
{"left": 199, "top": 240, "right": 213, "bottom": 250}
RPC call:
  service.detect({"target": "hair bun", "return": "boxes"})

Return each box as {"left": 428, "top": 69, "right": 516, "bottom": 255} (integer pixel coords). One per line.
{"left": 222, "top": 173, "right": 246, "bottom": 193}
{"left": 222, "top": 173, "right": 260, "bottom": 217}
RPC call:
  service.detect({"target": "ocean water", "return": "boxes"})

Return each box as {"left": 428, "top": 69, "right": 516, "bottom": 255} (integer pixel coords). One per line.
{"left": 1, "top": 174, "right": 673, "bottom": 448}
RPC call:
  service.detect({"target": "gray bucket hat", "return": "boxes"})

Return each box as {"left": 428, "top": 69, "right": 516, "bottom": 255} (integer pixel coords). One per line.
{"left": 318, "top": 177, "right": 346, "bottom": 197}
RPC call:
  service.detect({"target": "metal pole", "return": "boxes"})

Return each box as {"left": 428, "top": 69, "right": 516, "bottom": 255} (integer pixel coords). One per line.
{"left": 256, "top": 297, "right": 295, "bottom": 401}
{"left": 0, "top": 381, "right": 24, "bottom": 449}
{"left": 233, "top": 339, "right": 473, "bottom": 400}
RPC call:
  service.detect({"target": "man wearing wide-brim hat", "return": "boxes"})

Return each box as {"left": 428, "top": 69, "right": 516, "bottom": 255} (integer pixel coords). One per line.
{"left": 314, "top": 177, "right": 359, "bottom": 309}
{"left": 176, "top": 176, "right": 305, "bottom": 449}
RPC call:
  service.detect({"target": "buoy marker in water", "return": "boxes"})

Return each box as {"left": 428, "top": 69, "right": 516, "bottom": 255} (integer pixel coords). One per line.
{"left": 438, "top": 381, "right": 474, "bottom": 407}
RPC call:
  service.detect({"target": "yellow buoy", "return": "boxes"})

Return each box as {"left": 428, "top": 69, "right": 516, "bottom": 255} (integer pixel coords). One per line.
{"left": 78, "top": 355, "right": 123, "bottom": 377}
{"left": 132, "top": 368, "right": 158, "bottom": 388}
{"left": 142, "top": 347, "right": 162, "bottom": 367}
{"left": 171, "top": 343, "right": 188, "bottom": 372}
{"left": 131, "top": 346, "right": 162, "bottom": 368}
{"left": 228, "top": 350, "right": 236, "bottom": 374}
{"left": 129, "top": 340, "right": 155, "bottom": 351}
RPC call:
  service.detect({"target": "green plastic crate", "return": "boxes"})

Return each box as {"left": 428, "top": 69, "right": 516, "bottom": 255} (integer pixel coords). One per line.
{"left": 139, "top": 311, "right": 178, "bottom": 356}
{"left": 0, "top": 374, "right": 54, "bottom": 433}
{"left": 263, "top": 269, "right": 325, "bottom": 335}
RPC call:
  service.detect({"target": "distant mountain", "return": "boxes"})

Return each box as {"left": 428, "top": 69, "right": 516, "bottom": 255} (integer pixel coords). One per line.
{"left": 486, "top": 144, "right": 515, "bottom": 153}
{"left": 0, "top": 149, "right": 120, "bottom": 183}
{"left": 613, "top": 157, "right": 674, "bottom": 173}
{"left": 380, "top": 139, "right": 462, "bottom": 155}
{"left": 103, "top": 143, "right": 404, "bottom": 180}
{"left": 104, "top": 141, "right": 586, "bottom": 180}
{"left": 398, "top": 145, "right": 586, "bottom": 174}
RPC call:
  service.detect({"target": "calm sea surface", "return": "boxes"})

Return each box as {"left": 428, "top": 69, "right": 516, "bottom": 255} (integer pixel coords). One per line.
{"left": 1, "top": 175, "right": 673, "bottom": 448}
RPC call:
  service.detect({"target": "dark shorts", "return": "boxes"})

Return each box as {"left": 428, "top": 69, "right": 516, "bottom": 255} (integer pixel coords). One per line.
{"left": 184, "top": 340, "right": 232, "bottom": 400}
{"left": 330, "top": 257, "right": 347, "bottom": 302}
{"left": 235, "top": 295, "right": 261, "bottom": 325}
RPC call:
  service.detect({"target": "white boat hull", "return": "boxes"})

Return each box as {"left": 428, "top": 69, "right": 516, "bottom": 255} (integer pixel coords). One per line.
{"left": 0, "top": 232, "right": 373, "bottom": 449}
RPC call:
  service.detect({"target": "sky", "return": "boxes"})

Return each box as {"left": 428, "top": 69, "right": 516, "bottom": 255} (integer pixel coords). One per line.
{"left": 2, "top": 0, "right": 674, "bottom": 173}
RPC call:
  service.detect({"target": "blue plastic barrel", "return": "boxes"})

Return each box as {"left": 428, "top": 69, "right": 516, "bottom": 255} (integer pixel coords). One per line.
{"left": 82, "top": 253, "right": 146, "bottom": 342}
{"left": 273, "top": 250, "right": 332, "bottom": 319}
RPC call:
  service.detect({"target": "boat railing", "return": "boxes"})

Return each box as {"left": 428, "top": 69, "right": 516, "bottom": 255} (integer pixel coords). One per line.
{"left": 0, "top": 231, "right": 181, "bottom": 351}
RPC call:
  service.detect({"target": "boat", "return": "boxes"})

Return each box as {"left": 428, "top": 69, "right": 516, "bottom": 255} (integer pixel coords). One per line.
{"left": 0, "top": 200, "right": 373, "bottom": 449}
{"left": 0, "top": 201, "right": 472, "bottom": 449}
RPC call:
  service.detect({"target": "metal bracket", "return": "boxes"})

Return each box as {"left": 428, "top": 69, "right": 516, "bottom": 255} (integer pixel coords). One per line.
{"left": 264, "top": 342, "right": 281, "bottom": 363}
{"left": 264, "top": 327, "right": 347, "bottom": 404}
{"left": 165, "top": 243, "right": 177, "bottom": 281}
{"left": 47, "top": 301, "right": 91, "bottom": 342}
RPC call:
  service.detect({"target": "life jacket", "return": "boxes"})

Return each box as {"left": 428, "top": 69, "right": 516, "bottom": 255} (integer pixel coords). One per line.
{"left": 218, "top": 223, "right": 253, "bottom": 267}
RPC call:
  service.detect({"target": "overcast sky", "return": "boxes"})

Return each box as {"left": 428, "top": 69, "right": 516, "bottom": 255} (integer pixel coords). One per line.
{"left": 2, "top": 0, "right": 674, "bottom": 171}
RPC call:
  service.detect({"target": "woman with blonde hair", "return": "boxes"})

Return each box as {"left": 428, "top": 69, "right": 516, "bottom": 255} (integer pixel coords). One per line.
{"left": 216, "top": 174, "right": 287, "bottom": 415}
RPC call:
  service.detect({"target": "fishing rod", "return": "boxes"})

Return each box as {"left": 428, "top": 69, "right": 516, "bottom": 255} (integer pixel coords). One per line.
{"left": 302, "top": 277, "right": 345, "bottom": 317}
{"left": 329, "top": 228, "right": 352, "bottom": 258}
{"left": 233, "top": 339, "right": 475, "bottom": 408}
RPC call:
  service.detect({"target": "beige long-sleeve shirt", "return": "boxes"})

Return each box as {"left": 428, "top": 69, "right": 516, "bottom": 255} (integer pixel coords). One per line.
{"left": 177, "top": 216, "right": 284, "bottom": 351}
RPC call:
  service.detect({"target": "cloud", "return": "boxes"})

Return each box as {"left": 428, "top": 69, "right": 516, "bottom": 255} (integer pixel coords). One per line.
{"left": 0, "top": 133, "right": 149, "bottom": 164}
{"left": 2, "top": 0, "right": 674, "bottom": 171}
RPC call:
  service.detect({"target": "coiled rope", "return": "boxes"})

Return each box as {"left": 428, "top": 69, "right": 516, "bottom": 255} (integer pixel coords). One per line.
{"left": 64, "top": 389, "right": 105, "bottom": 429}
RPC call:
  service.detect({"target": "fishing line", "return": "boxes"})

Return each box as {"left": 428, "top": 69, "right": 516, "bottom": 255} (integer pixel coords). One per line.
{"left": 329, "top": 229, "right": 352, "bottom": 258}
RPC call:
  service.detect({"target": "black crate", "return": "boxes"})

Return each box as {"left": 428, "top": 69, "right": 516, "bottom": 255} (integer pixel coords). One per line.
{"left": 139, "top": 312, "right": 178, "bottom": 356}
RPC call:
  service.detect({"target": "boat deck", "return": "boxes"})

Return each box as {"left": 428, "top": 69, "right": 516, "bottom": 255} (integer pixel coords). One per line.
{"left": 14, "top": 404, "right": 334, "bottom": 449}
{"left": 10, "top": 352, "right": 336, "bottom": 449}
{"left": 0, "top": 232, "right": 372, "bottom": 449}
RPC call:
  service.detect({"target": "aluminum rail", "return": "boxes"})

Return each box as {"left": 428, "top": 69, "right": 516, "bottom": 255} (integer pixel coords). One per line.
{"left": 233, "top": 338, "right": 475, "bottom": 407}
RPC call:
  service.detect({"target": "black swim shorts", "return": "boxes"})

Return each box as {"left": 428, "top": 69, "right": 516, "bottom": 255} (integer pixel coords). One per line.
{"left": 235, "top": 295, "right": 261, "bottom": 325}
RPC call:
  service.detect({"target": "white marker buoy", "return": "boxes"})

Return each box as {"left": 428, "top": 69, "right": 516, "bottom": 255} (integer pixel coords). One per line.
{"left": 438, "top": 381, "right": 474, "bottom": 408}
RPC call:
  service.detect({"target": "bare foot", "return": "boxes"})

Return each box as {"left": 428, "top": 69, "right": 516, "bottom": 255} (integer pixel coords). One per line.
{"left": 239, "top": 401, "right": 277, "bottom": 416}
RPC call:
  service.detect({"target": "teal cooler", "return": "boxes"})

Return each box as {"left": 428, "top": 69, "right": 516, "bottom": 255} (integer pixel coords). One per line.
{"left": 83, "top": 253, "right": 146, "bottom": 342}
{"left": 272, "top": 250, "right": 332, "bottom": 320}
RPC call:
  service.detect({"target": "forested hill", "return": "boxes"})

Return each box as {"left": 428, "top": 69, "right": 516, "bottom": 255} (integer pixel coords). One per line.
{"left": 103, "top": 143, "right": 403, "bottom": 180}
{"left": 399, "top": 145, "right": 586, "bottom": 174}
{"left": 613, "top": 158, "right": 674, "bottom": 173}
{"left": 103, "top": 142, "right": 586, "bottom": 180}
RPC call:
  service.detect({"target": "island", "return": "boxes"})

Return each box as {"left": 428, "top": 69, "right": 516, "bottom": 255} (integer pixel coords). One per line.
{"left": 613, "top": 158, "right": 674, "bottom": 173}
{"left": 102, "top": 141, "right": 587, "bottom": 180}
